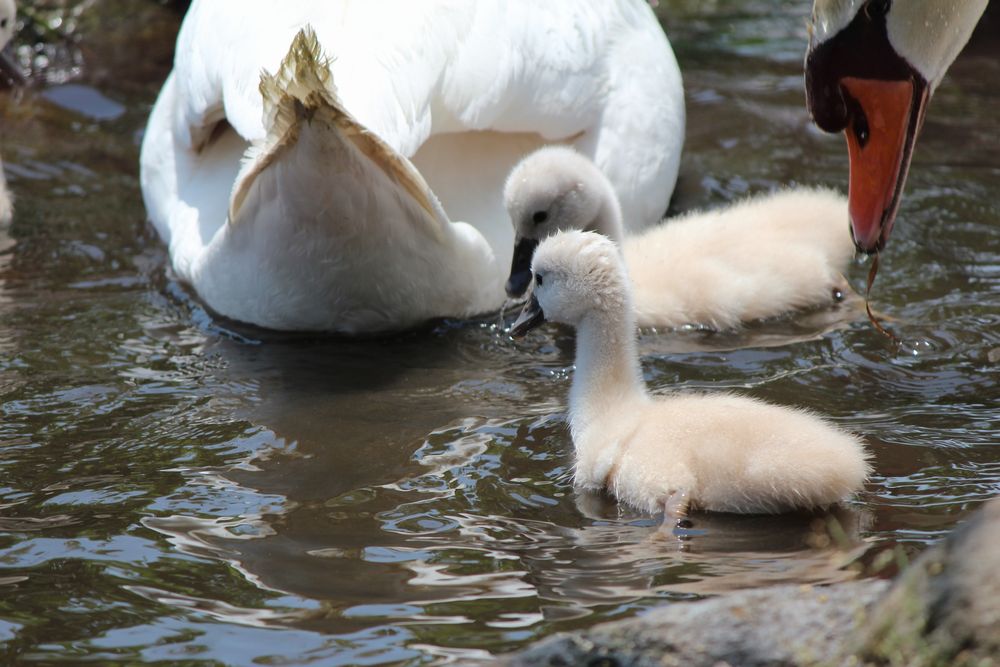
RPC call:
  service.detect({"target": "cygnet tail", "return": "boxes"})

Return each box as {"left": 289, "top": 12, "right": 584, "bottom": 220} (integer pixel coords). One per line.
{"left": 228, "top": 27, "right": 448, "bottom": 240}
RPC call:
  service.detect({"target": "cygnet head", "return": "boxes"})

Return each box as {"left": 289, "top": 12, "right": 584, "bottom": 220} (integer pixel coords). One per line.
{"left": 0, "top": 0, "right": 15, "bottom": 51}
{"left": 503, "top": 146, "right": 623, "bottom": 298}
{"left": 510, "top": 230, "right": 630, "bottom": 337}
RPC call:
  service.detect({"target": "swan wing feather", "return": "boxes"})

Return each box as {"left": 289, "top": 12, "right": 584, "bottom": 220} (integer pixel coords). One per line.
{"left": 228, "top": 27, "right": 448, "bottom": 239}
{"left": 173, "top": 0, "right": 664, "bottom": 151}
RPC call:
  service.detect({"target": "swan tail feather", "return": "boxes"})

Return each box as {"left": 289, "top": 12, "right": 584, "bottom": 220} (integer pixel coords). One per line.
{"left": 228, "top": 27, "right": 448, "bottom": 241}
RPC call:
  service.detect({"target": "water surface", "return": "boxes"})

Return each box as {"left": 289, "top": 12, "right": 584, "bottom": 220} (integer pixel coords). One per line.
{"left": 0, "top": 1, "right": 997, "bottom": 664}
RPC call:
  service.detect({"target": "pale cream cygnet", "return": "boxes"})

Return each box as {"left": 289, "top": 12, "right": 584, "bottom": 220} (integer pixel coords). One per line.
{"left": 511, "top": 230, "right": 871, "bottom": 518}
{"left": 504, "top": 146, "right": 855, "bottom": 331}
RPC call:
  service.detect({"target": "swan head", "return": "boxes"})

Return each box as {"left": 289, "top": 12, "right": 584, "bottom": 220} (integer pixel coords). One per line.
{"left": 806, "top": 0, "right": 987, "bottom": 254}
{"left": 0, "top": 0, "right": 22, "bottom": 86}
{"left": 510, "top": 230, "right": 628, "bottom": 337}
{"left": 503, "top": 146, "right": 623, "bottom": 299}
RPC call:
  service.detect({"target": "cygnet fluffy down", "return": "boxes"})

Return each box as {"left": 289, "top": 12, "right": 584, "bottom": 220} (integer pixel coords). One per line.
{"left": 511, "top": 230, "right": 871, "bottom": 518}
{"left": 504, "top": 146, "right": 855, "bottom": 331}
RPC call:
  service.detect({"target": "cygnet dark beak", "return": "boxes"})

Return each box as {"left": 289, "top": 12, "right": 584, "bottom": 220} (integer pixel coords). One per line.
{"left": 510, "top": 292, "right": 544, "bottom": 338}
{"left": 505, "top": 236, "right": 539, "bottom": 298}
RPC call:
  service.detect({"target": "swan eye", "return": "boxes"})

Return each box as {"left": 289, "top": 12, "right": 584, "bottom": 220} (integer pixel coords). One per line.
{"left": 863, "top": 0, "right": 890, "bottom": 20}
{"left": 535, "top": 273, "right": 544, "bottom": 287}
{"left": 852, "top": 106, "right": 870, "bottom": 148}
{"left": 0, "top": 19, "right": 7, "bottom": 28}
{"left": 532, "top": 211, "right": 548, "bottom": 224}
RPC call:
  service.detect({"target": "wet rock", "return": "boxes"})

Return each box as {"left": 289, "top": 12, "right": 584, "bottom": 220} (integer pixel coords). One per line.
{"left": 506, "top": 580, "right": 888, "bottom": 667}
{"left": 858, "top": 498, "right": 1000, "bottom": 666}
{"left": 504, "top": 497, "right": 1000, "bottom": 667}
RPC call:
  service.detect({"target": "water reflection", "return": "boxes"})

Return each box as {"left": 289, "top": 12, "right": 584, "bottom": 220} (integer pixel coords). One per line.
{"left": 139, "top": 355, "right": 874, "bottom": 648}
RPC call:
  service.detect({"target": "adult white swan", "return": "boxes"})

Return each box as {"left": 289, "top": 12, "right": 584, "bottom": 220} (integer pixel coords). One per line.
{"left": 806, "top": 0, "right": 988, "bottom": 254}
{"left": 140, "top": 1, "right": 684, "bottom": 333}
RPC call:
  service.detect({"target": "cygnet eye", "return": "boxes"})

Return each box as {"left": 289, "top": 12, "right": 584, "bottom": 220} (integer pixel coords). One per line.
{"left": 0, "top": 19, "right": 7, "bottom": 28}
{"left": 863, "top": 0, "right": 890, "bottom": 20}
{"left": 532, "top": 211, "right": 548, "bottom": 224}
{"left": 535, "top": 273, "right": 544, "bottom": 287}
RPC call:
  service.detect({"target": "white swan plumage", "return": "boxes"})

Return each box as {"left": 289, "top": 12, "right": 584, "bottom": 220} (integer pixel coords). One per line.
{"left": 510, "top": 230, "right": 871, "bottom": 517}
{"left": 806, "top": 0, "right": 988, "bottom": 253}
{"left": 504, "top": 147, "right": 855, "bottom": 331}
{"left": 140, "top": 0, "right": 684, "bottom": 333}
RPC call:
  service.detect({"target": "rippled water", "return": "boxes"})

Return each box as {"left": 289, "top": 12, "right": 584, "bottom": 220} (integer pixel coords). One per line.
{"left": 0, "top": 1, "right": 997, "bottom": 664}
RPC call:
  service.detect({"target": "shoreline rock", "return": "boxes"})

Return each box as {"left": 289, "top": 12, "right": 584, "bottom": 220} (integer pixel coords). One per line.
{"left": 858, "top": 498, "right": 1000, "bottom": 666}
{"left": 503, "top": 497, "right": 1000, "bottom": 667}
{"left": 509, "top": 580, "right": 888, "bottom": 667}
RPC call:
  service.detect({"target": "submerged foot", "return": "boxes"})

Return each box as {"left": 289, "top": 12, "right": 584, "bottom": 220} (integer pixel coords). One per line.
{"left": 658, "top": 488, "right": 691, "bottom": 533}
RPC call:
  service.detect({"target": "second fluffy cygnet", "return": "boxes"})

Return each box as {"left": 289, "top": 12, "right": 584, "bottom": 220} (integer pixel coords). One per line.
{"left": 511, "top": 230, "right": 871, "bottom": 518}
{"left": 504, "top": 146, "right": 855, "bottom": 331}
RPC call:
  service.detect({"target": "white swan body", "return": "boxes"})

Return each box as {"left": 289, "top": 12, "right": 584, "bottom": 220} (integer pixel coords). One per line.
{"left": 504, "top": 147, "right": 855, "bottom": 331}
{"left": 511, "top": 231, "right": 871, "bottom": 516}
{"left": 0, "top": 0, "right": 16, "bottom": 226}
{"left": 140, "top": 0, "right": 685, "bottom": 333}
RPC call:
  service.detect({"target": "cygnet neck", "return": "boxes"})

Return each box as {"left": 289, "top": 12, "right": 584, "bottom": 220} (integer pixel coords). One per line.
{"left": 568, "top": 293, "right": 646, "bottom": 438}
{"left": 584, "top": 180, "right": 625, "bottom": 245}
